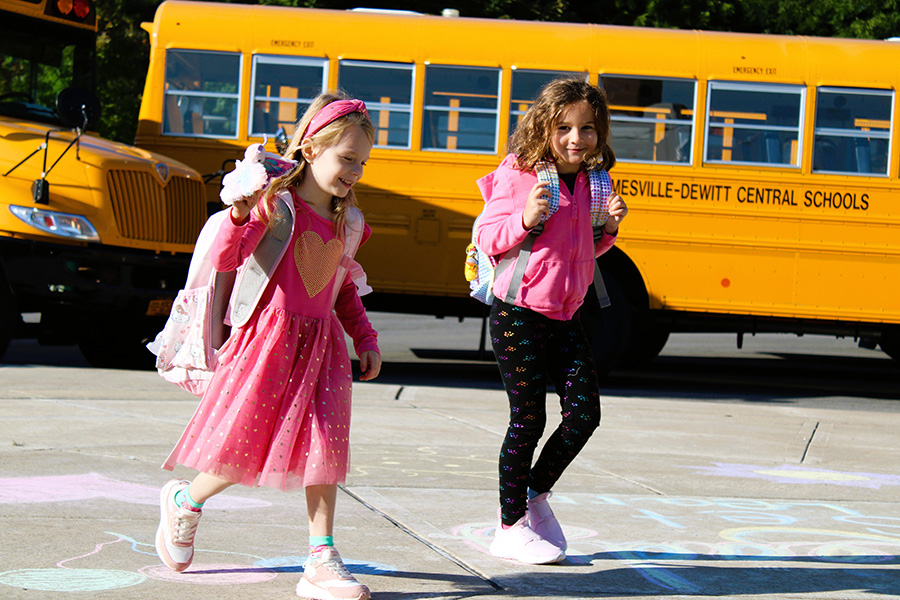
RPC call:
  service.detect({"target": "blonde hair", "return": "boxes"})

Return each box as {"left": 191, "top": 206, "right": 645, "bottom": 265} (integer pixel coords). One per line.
{"left": 507, "top": 77, "right": 616, "bottom": 173}
{"left": 257, "top": 91, "right": 375, "bottom": 236}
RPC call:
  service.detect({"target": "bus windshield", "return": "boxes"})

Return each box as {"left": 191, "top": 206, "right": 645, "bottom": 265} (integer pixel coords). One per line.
{"left": 0, "top": 12, "right": 94, "bottom": 126}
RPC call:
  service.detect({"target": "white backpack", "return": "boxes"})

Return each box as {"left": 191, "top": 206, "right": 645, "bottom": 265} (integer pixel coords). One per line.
{"left": 145, "top": 208, "right": 236, "bottom": 396}
{"left": 147, "top": 191, "right": 370, "bottom": 396}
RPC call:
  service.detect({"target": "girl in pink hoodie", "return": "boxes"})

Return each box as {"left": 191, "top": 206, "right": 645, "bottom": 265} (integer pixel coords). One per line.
{"left": 476, "top": 77, "right": 628, "bottom": 565}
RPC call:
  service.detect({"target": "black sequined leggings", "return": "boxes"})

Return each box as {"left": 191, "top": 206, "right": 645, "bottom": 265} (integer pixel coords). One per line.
{"left": 490, "top": 299, "right": 601, "bottom": 526}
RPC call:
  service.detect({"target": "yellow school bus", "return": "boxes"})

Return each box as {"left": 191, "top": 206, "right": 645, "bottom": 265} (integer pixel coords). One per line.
{"left": 0, "top": 0, "right": 207, "bottom": 367}
{"left": 135, "top": 0, "right": 900, "bottom": 370}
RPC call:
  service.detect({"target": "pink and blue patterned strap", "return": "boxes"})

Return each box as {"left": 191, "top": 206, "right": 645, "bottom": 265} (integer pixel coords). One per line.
{"left": 534, "top": 161, "right": 611, "bottom": 227}
{"left": 588, "top": 168, "right": 611, "bottom": 227}
{"left": 534, "top": 161, "right": 561, "bottom": 222}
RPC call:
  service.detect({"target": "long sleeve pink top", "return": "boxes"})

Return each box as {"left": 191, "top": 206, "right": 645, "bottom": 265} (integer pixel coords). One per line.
{"left": 476, "top": 154, "right": 617, "bottom": 321}
{"left": 210, "top": 192, "right": 379, "bottom": 356}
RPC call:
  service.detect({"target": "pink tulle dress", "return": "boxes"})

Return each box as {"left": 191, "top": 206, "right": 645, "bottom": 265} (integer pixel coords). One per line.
{"left": 163, "top": 190, "right": 378, "bottom": 490}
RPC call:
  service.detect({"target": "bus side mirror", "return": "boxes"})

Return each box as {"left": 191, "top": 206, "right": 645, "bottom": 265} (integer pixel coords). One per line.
{"left": 33, "top": 179, "right": 50, "bottom": 204}
{"left": 56, "top": 87, "right": 101, "bottom": 131}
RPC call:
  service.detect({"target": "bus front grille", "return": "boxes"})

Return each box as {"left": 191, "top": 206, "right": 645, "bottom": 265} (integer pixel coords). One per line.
{"left": 107, "top": 170, "right": 206, "bottom": 244}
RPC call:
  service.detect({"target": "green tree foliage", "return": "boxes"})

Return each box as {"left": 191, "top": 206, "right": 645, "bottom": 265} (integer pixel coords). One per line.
{"left": 94, "top": 0, "right": 160, "bottom": 142}
{"left": 90, "top": 0, "right": 900, "bottom": 143}
{"left": 744, "top": 0, "right": 900, "bottom": 38}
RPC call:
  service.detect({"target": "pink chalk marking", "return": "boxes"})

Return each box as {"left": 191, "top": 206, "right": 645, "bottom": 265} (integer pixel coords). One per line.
{"left": 140, "top": 563, "right": 278, "bottom": 585}
{"left": 0, "top": 473, "right": 270, "bottom": 509}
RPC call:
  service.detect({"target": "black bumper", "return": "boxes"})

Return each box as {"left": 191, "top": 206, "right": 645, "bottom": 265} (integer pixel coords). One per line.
{"left": 1, "top": 236, "right": 189, "bottom": 318}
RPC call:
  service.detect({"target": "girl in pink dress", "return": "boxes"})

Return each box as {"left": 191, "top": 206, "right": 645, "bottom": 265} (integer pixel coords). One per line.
{"left": 155, "top": 93, "right": 380, "bottom": 600}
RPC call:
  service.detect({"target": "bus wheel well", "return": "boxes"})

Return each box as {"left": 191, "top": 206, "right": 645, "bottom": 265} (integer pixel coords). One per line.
{"left": 881, "top": 325, "right": 900, "bottom": 362}
{"left": 596, "top": 246, "right": 649, "bottom": 313}
{"left": 0, "top": 266, "right": 17, "bottom": 361}
{"left": 596, "top": 247, "right": 670, "bottom": 365}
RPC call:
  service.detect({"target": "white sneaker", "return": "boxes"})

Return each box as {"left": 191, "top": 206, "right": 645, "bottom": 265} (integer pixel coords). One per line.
{"left": 296, "top": 546, "right": 370, "bottom": 600}
{"left": 527, "top": 491, "right": 567, "bottom": 551}
{"left": 489, "top": 513, "right": 565, "bottom": 564}
{"left": 154, "top": 479, "right": 201, "bottom": 572}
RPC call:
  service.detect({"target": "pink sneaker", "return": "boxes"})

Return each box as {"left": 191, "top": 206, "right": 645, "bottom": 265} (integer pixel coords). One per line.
{"left": 527, "top": 491, "right": 567, "bottom": 551}
{"left": 489, "top": 513, "right": 565, "bottom": 565}
{"left": 296, "top": 547, "right": 370, "bottom": 600}
{"left": 154, "top": 479, "right": 201, "bottom": 572}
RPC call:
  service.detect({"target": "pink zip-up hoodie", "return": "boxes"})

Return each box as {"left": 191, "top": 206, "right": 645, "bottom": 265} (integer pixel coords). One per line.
{"left": 475, "top": 154, "right": 617, "bottom": 321}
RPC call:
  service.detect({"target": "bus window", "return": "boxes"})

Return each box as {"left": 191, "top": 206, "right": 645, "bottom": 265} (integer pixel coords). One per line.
{"left": 250, "top": 55, "right": 327, "bottom": 137}
{"left": 602, "top": 75, "right": 695, "bottom": 164}
{"left": 339, "top": 60, "right": 414, "bottom": 149}
{"left": 813, "top": 87, "right": 892, "bottom": 176}
{"left": 509, "top": 69, "right": 584, "bottom": 135}
{"left": 422, "top": 65, "right": 500, "bottom": 153}
{"left": 705, "top": 82, "right": 804, "bottom": 167}
{"left": 164, "top": 49, "right": 240, "bottom": 138}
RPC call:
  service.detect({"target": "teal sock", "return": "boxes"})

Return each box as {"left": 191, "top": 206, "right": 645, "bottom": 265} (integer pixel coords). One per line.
{"left": 309, "top": 535, "right": 333, "bottom": 552}
{"left": 174, "top": 486, "right": 204, "bottom": 509}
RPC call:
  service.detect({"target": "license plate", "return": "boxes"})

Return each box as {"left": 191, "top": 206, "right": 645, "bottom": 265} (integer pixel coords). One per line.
{"left": 146, "top": 298, "right": 173, "bottom": 317}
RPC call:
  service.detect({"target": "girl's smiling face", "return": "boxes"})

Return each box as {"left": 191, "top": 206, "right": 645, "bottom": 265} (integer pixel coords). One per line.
{"left": 306, "top": 124, "right": 372, "bottom": 200}
{"left": 549, "top": 100, "right": 598, "bottom": 174}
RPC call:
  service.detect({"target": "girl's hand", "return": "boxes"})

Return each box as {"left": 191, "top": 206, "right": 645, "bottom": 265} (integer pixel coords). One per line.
{"left": 359, "top": 350, "right": 382, "bottom": 381}
{"left": 522, "top": 181, "right": 552, "bottom": 230}
{"left": 230, "top": 194, "right": 260, "bottom": 222}
{"left": 603, "top": 193, "right": 628, "bottom": 234}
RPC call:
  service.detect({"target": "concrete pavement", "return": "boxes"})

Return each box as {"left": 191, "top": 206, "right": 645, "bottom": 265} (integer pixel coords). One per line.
{"left": 1, "top": 358, "right": 900, "bottom": 599}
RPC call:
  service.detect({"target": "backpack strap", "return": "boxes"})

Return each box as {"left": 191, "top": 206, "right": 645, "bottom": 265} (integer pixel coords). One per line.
{"left": 588, "top": 168, "right": 613, "bottom": 308}
{"left": 534, "top": 161, "right": 561, "bottom": 221}
{"left": 230, "top": 191, "right": 295, "bottom": 327}
{"left": 183, "top": 208, "right": 237, "bottom": 352}
{"left": 495, "top": 236, "right": 531, "bottom": 305}
{"left": 501, "top": 163, "right": 614, "bottom": 308}
{"left": 329, "top": 207, "right": 369, "bottom": 306}
{"left": 494, "top": 161, "right": 557, "bottom": 304}
{"left": 588, "top": 168, "right": 612, "bottom": 227}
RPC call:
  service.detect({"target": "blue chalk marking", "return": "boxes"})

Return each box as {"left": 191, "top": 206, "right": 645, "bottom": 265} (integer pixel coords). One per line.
{"left": 255, "top": 556, "right": 396, "bottom": 575}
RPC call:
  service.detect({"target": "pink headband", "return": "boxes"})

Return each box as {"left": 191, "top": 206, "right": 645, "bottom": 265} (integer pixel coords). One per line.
{"left": 301, "top": 99, "right": 368, "bottom": 142}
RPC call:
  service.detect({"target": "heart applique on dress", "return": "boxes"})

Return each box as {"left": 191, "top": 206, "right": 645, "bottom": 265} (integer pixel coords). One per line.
{"left": 294, "top": 231, "right": 344, "bottom": 297}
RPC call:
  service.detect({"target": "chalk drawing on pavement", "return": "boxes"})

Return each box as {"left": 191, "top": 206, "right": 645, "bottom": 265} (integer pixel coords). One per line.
{"left": 139, "top": 555, "right": 396, "bottom": 585}
{"left": 452, "top": 495, "right": 900, "bottom": 594}
{"left": 0, "top": 534, "right": 146, "bottom": 592}
{"left": 255, "top": 556, "right": 397, "bottom": 575}
{"left": 0, "top": 472, "right": 271, "bottom": 509}
{"left": 139, "top": 564, "right": 278, "bottom": 585}
{"left": 0, "top": 529, "right": 396, "bottom": 592}
{"left": 0, "top": 568, "right": 145, "bottom": 592}
{"left": 681, "top": 463, "right": 900, "bottom": 489}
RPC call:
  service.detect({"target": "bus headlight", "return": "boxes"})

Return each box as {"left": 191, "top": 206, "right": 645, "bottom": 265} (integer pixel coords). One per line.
{"left": 9, "top": 205, "right": 101, "bottom": 242}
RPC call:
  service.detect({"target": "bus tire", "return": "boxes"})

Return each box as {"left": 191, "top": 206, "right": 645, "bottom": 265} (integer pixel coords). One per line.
{"left": 880, "top": 325, "right": 900, "bottom": 363}
{"left": 623, "top": 324, "right": 670, "bottom": 365}
{"left": 580, "top": 271, "right": 632, "bottom": 377}
{"left": 0, "top": 272, "right": 16, "bottom": 361}
{"left": 77, "top": 312, "right": 161, "bottom": 370}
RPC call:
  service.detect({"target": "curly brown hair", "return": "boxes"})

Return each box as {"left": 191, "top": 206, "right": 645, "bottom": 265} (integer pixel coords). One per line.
{"left": 257, "top": 91, "right": 374, "bottom": 237}
{"left": 507, "top": 77, "right": 616, "bottom": 173}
